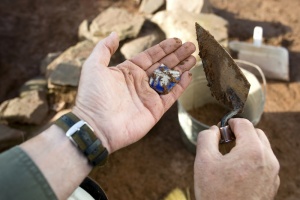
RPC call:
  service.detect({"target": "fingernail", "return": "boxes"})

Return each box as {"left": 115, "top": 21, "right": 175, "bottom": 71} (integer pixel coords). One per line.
{"left": 109, "top": 31, "right": 118, "bottom": 37}
{"left": 173, "top": 37, "right": 181, "bottom": 44}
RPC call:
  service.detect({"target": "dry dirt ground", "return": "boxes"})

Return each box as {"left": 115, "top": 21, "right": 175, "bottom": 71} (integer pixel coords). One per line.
{"left": 1, "top": 0, "right": 300, "bottom": 199}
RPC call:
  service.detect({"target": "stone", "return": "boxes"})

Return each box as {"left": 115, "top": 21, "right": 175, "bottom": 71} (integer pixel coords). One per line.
{"left": 149, "top": 64, "right": 180, "bottom": 94}
{"left": 151, "top": 10, "right": 228, "bottom": 60}
{"left": 78, "top": 19, "right": 92, "bottom": 41}
{"left": 135, "top": 0, "right": 142, "bottom": 5}
{"left": 120, "top": 21, "right": 165, "bottom": 59}
{"left": 201, "top": 0, "right": 213, "bottom": 13}
{"left": 40, "top": 52, "right": 62, "bottom": 75}
{"left": 19, "top": 77, "right": 47, "bottom": 97}
{"left": 49, "top": 60, "right": 82, "bottom": 87}
{"left": 0, "top": 90, "right": 48, "bottom": 125}
{"left": 89, "top": 7, "right": 145, "bottom": 42}
{"left": 121, "top": 34, "right": 161, "bottom": 59}
{"left": 48, "top": 87, "right": 77, "bottom": 112}
{"left": 166, "top": 0, "right": 207, "bottom": 14}
{"left": 0, "top": 124, "right": 25, "bottom": 152}
{"left": 46, "top": 40, "right": 95, "bottom": 111}
{"left": 47, "top": 40, "right": 95, "bottom": 87}
{"left": 139, "top": 0, "right": 165, "bottom": 14}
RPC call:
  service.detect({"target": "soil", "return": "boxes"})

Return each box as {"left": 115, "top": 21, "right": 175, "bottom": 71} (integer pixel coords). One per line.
{"left": 188, "top": 103, "right": 229, "bottom": 126}
{"left": 1, "top": 0, "right": 300, "bottom": 199}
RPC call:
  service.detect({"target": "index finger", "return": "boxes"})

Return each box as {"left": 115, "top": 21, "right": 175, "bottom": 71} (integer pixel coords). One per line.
{"left": 196, "top": 125, "right": 222, "bottom": 160}
{"left": 228, "top": 118, "right": 260, "bottom": 145}
{"left": 129, "top": 38, "right": 182, "bottom": 71}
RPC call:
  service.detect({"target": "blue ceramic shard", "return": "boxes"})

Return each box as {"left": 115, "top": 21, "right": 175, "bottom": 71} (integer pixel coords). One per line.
{"left": 149, "top": 64, "right": 180, "bottom": 94}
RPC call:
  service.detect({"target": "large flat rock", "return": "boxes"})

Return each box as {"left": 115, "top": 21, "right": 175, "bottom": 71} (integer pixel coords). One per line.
{"left": 47, "top": 40, "right": 95, "bottom": 87}
{"left": 89, "top": 7, "right": 145, "bottom": 42}
{"left": 151, "top": 10, "right": 228, "bottom": 60}
{"left": 0, "top": 90, "right": 48, "bottom": 125}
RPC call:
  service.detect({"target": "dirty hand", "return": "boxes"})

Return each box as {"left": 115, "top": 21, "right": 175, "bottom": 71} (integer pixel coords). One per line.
{"left": 194, "top": 118, "right": 280, "bottom": 200}
{"left": 72, "top": 32, "right": 196, "bottom": 153}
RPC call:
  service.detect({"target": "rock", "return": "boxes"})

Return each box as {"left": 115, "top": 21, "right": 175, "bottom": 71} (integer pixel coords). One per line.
{"left": 46, "top": 40, "right": 95, "bottom": 111}
{"left": 201, "top": 0, "right": 212, "bottom": 13}
{"left": 121, "top": 33, "right": 161, "bottom": 59}
{"left": 78, "top": 19, "right": 92, "bottom": 41}
{"left": 19, "top": 77, "right": 47, "bottom": 97}
{"left": 135, "top": 0, "right": 142, "bottom": 5}
{"left": 0, "top": 124, "right": 25, "bottom": 152}
{"left": 151, "top": 10, "right": 228, "bottom": 60}
{"left": 40, "top": 52, "right": 62, "bottom": 75}
{"left": 0, "top": 101, "right": 9, "bottom": 115}
{"left": 149, "top": 64, "right": 180, "bottom": 94}
{"left": 89, "top": 7, "right": 145, "bottom": 42}
{"left": 166, "top": 0, "right": 206, "bottom": 14}
{"left": 139, "top": 0, "right": 165, "bottom": 14}
{"left": 49, "top": 60, "right": 82, "bottom": 87}
{"left": 0, "top": 90, "right": 48, "bottom": 125}
{"left": 121, "top": 21, "right": 165, "bottom": 59}
{"left": 47, "top": 40, "right": 95, "bottom": 87}
{"left": 48, "top": 86, "right": 77, "bottom": 112}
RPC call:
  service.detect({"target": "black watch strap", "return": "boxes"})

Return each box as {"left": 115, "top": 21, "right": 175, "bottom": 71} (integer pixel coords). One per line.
{"left": 55, "top": 112, "right": 108, "bottom": 166}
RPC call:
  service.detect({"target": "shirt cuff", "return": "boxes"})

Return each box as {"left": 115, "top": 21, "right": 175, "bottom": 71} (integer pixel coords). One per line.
{"left": 0, "top": 146, "right": 57, "bottom": 200}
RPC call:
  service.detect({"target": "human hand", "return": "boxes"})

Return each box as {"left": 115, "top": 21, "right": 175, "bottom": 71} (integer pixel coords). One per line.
{"left": 194, "top": 118, "right": 280, "bottom": 200}
{"left": 72, "top": 32, "right": 196, "bottom": 153}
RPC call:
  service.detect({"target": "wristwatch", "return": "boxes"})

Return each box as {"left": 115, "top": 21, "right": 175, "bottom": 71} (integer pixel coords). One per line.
{"left": 55, "top": 112, "right": 108, "bottom": 167}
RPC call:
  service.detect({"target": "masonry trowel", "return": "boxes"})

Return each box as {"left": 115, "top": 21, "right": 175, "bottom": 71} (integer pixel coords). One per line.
{"left": 195, "top": 23, "right": 251, "bottom": 150}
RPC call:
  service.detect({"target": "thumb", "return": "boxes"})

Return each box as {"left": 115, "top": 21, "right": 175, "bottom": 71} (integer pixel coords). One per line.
{"left": 90, "top": 32, "right": 119, "bottom": 66}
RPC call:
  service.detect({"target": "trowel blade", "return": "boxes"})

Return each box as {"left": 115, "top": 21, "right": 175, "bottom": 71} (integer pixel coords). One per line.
{"left": 195, "top": 23, "right": 251, "bottom": 112}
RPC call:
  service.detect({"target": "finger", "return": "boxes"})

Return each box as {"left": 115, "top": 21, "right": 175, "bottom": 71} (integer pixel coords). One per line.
{"left": 160, "top": 71, "right": 192, "bottom": 110}
{"left": 275, "top": 175, "right": 280, "bottom": 190}
{"left": 145, "top": 62, "right": 161, "bottom": 77}
{"left": 196, "top": 125, "right": 222, "bottom": 159}
{"left": 129, "top": 38, "right": 182, "bottom": 71}
{"left": 256, "top": 128, "right": 271, "bottom": 148}
{"left": 145, "top": 55, "right": 196, "bottom": 77}
{"left": 228, "top": 118, "right": 260, "bottom": 145}
{"left": 158, "top": 42, "right": 196, "bottom": 68}
{"left": 88, "top": 32, "right": 119, "bottom": 67}
{"left": 173, "top": 55, "right": 197, "bottom": 74}
{"left": 273, "top": 175, "right": 280, "bottom": 198}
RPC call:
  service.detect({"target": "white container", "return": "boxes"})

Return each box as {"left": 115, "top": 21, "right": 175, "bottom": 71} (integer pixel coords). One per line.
{"left": 177, "top": 60, "right": 266, "bottom": 153}
{"left": 229, "top": 26, "right": 289, "bottom": 81}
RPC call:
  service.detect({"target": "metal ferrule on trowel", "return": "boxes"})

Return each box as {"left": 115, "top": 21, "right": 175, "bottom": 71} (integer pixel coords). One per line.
{"left": 195, "top": 23, "right": 251, "bottom": 147}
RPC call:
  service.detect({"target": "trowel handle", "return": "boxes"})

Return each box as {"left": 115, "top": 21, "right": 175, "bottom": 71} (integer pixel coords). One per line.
{"left": 219, "top": 125, "right": 235, "bottom": 144}
{"left": 219, "top": 125, "right": 236, "bottom": 154}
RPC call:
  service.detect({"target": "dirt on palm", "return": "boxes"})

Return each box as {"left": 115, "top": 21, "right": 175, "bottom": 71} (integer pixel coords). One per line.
{"left": 1, "top": 0, "right": 300, "bottom": 199}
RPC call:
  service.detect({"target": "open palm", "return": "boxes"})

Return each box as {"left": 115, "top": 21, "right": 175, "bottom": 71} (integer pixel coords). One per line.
{"left": 73, "top": 32, "right": 196, "bottom": 153}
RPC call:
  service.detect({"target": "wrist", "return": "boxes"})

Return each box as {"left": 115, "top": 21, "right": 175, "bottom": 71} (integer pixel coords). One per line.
{"left": 72, "top": 106, "right": 112, "bottom": 153}
{"left": 20, "top": 125, "right": 92, "bottom": 199}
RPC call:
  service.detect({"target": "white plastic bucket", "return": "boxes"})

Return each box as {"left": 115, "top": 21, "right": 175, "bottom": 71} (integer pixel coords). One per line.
{"left": 177, "top": 60, "right": 266, "bottom": 153}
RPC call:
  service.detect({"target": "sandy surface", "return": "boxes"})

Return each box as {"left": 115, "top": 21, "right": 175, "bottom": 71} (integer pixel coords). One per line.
{"left": 1, "top": 0, "right": 300, "bottom": 199}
